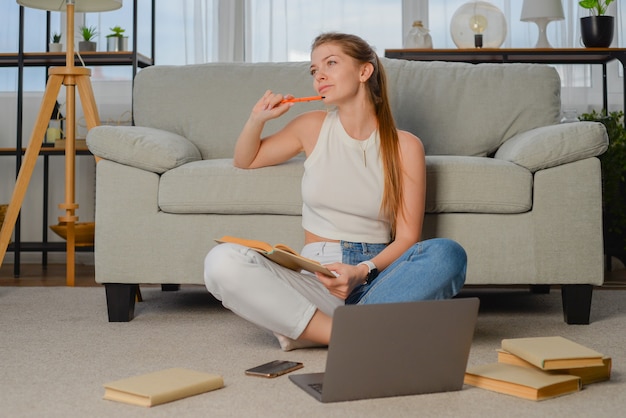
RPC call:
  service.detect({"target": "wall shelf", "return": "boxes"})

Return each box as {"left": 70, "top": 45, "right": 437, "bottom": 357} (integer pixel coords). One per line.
{"left": 0, "top": 51, "right": 153, "bottom": 68}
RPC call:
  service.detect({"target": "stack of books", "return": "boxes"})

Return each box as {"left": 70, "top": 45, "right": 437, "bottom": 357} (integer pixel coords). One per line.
{"left": 464, "top": 336, "right": 611, "bottom": 401}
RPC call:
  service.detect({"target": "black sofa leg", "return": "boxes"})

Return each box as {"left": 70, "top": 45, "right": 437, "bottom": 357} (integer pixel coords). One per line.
{"left": 161, "top": 284, "right": 181, "bottom": 292}
{"left": 105, "top": 283, "right": 138, "bottom": 322}
{"left": 561, "top": 285, "right": 593, "bottom": 325}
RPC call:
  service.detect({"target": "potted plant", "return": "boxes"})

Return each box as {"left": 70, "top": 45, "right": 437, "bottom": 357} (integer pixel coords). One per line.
{"left": 579, "top": 0, "right": 615, "bottom": 47}
{"left": 79, "top": 25, "right": 98, "bottom": 52}
{"left": 106, "top": 25, "right": 128, "bottom": 52}
{"left": 49, "top": 32, "right": 62, "bottom": 52}
{"left": 579, "top": 109, "right": 626, "bottom": 267}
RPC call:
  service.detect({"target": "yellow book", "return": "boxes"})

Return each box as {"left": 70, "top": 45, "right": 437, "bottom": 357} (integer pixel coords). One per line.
{"left": 500, "top": 336, "right": 604, "bottom": 370}
{"left": 497, "top": 349, "right": 612, "bottom": 385}
{"left": 216, "top": 235, "right": 334, "bottom": 276}
{"left": 464, "top": 363, "right": 581, "bottom": 401}
{"left": 103, "top": 368, "right": 224, "bottom": 407}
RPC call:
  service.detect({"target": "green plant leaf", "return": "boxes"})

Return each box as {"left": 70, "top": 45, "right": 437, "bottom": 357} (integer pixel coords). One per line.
{"left": 580, "top": 109, "right": 626, "bottom": 250}
{"left": 79, "top": 25, "right": 98, "bottom": 41}
{"left": 578, "top": 0, "right": 614, "bottom": 15}
{"left": 107, "top": 25, "right": 125, "bottom": 38}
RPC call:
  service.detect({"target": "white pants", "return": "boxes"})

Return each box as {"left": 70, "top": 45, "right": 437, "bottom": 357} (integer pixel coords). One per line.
{"left": 204, "top": 242, "right": 344, "bottom": 339}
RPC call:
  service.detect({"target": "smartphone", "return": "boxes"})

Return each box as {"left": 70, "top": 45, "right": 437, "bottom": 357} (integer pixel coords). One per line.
{"left": 245, "top": 360, "right": 304, "bottom": 378}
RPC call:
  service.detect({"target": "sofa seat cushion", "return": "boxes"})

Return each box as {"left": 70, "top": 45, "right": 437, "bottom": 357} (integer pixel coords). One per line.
{"left": 159, "top": 155, "right": 531, "bottom": 216}
{"left": 159, "top": 157, "right": 305, "bottom": 215}
{"left": 425, "top": 156, "right": 532, "bottom": 214}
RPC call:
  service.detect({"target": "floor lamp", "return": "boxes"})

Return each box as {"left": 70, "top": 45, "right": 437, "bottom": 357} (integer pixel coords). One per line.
{"left": 0, "top": 0, "right": 122, "bottom": 285}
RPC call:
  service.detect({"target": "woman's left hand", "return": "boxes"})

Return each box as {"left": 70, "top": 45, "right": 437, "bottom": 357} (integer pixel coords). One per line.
{"left": 315, "top": 263, "right": 367, "bottom": 300}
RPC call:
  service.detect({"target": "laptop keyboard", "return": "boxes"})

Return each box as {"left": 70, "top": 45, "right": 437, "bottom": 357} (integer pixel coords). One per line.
{"left": 308, "top": 383, "right": 324, "bottom": 394}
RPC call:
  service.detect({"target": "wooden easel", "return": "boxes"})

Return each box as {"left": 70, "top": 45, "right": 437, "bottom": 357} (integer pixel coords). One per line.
{"left": 0, "top": 3, "right": 100, "bottom": 286}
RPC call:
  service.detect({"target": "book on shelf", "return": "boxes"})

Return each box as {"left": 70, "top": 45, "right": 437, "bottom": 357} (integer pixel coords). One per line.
{"left": 464, "top": 363, "right": 581, "bottom": 401}
{"left": 103, "top": 368, "right": 224, "bottom": 407}
{"left": 496, "top": 349, "right": 612, "bottom": 385}
{"left": 215, "top": 235, "right": 334, "bottom": 276}
{"left": 500, "top": 336, "right": 605, "bottom": 370}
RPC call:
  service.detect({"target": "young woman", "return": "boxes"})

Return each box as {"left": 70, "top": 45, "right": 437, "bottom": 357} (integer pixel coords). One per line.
{"left": 204, "top": 33, "right": 467, "bottom": 351}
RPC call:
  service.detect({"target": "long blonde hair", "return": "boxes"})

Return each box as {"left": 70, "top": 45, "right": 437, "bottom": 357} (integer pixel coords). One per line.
{"left": 311, "top": 33, "right": 403, "bottom": 240}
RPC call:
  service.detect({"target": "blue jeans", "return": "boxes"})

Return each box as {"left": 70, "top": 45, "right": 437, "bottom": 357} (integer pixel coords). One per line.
{"left": 343, "top": 238, "right": 467, "bottom": 305}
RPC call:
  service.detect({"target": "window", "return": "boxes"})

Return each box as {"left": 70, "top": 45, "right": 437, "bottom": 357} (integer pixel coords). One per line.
{"left": 2, "top": 0, "right": 624, "bottom": 112}
{"left": 245, "top": 0, "right": 403, "bottom": 62}
{"left": 150, "top": 0, "right": 403, "bottom": 65}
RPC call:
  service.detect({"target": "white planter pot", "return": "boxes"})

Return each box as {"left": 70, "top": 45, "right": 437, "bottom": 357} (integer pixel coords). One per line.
{"left": 49, "top": 43, "right": 63, "bottom": 52}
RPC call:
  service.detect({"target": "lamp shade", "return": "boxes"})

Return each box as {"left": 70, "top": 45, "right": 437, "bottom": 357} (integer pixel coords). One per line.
{"left": 520, "top": 0, "right": 564, "bottom": 22}
{"left": 17, "top": 0, "right": 122, "bottom": 12}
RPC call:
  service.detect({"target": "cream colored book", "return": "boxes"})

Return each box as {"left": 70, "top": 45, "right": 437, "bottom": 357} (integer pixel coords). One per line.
{"left": 215, "top": 235, "right": 334, "bottom": 276}
{"left": 500, "top": 336, "right": 604, "bottom": 370}
{"left": 103, "top": 368, "right": 224, "bottom": 407}
{"left": 464, "top": 363, "right": 581, "bottom": 401}
{"left": 497, "top": 349, "right": 612, "bottom": 385}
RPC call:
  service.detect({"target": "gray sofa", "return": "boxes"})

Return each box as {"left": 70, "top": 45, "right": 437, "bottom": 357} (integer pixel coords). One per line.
{"left": 86, "top": 58, "right": 608, "bottom": 324}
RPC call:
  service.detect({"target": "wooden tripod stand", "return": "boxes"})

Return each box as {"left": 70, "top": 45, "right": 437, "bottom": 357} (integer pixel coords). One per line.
{"left": 0, "top": 3, "right": 100, "bottom": 286}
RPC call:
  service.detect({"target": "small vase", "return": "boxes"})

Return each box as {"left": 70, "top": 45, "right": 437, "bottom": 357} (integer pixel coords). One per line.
{"left": 581, "top": 16, "right": 614, "bottom": 48}
{"left": 404, "top": 21, "right": 433, "bottom": 49}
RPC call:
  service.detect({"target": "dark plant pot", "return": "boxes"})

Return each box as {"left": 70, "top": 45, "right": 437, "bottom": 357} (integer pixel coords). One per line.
{"left": 581, "top": 16, "right": 614, "bottom": 48}
{"left": 78, "top": 41, "right": 97, "bottom": 52}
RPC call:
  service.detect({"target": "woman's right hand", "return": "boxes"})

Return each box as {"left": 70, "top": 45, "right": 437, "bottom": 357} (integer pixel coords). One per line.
{"left": 315, "top": 262, "right": 367, "bottom": 301}
{"left": 235, "top": 90, "right": 317, "bottom": 169}
{"left": 250, "top": 90, "right": 294, "bottom": 124}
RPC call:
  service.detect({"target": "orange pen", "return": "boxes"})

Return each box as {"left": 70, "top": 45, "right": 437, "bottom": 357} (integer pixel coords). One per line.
{"left": 280, "top": 95, "right": 325, "bottom": 103}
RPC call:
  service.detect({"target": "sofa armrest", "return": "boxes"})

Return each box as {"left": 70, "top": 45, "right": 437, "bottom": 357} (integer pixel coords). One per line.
{"left": 494, "top": 122, "right": 608, "bottom": 172}
{"left": 86, "top": 125, "right": 202, "bottom": 174}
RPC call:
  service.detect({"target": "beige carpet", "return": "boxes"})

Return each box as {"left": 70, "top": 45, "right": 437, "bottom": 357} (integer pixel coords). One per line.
{"left": 1, "top": 285, "right": 624, "bottom": 417}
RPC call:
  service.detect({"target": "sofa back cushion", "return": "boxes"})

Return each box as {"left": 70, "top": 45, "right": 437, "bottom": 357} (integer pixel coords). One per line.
{"left": 382, "top": 59, "right": 561, "bottom": 156}
{"left": 133, "top": 59, "right": 561, "bottom": 159}
{"left": 133, "top": 62, "right": 321, "bottom": 160}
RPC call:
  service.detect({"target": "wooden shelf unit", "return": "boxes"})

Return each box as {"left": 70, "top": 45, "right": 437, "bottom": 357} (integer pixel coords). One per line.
{"left": 2, "top": 1, "right": 154, "bottom": 278}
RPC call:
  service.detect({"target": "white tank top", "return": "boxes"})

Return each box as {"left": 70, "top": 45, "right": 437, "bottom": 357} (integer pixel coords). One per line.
{"left": 302, "top": 110, "right": 390, "bottom": 243}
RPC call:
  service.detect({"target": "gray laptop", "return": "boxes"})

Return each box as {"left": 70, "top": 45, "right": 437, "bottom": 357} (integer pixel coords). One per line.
{"left": 289, "top": 297, "right": 480, "bottom": 403}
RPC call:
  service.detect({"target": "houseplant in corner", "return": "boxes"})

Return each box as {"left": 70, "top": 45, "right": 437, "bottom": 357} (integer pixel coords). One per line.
{"left": 49, "top": 32, "right": 62, "bottom": 52}
{"left": 106, "top": 25, "right": 128, "bottom": 52}
{"left": 579, "top": 0, "right": 614, "bottom": 47}
{"left": 579, "top": 110, "right": 626, "bottom": 267}
{"left": 78, "top": 25, "right": 98, "bottom": 52}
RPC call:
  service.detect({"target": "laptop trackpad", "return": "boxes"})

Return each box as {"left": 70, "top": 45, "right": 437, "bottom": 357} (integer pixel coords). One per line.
{"left": 289, "top": 373, "right": 325, "bottom": 401}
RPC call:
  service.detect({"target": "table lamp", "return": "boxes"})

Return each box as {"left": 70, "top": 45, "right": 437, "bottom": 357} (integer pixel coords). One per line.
{"left": 450, "top": 1, "right": 507, "bottom": 49}
{"left": 520, "top": 0, "right": 564, "bottom": 48}
{"left": 0, "top": 0, "right": 122, "bottom": 286}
